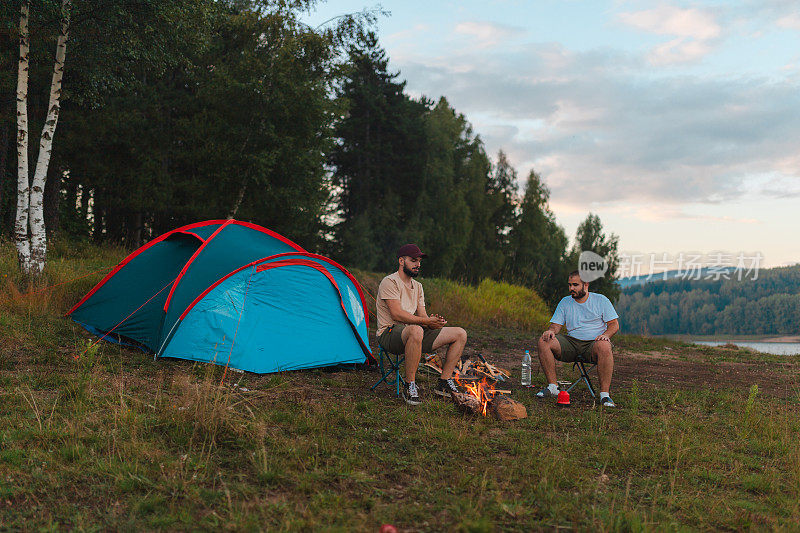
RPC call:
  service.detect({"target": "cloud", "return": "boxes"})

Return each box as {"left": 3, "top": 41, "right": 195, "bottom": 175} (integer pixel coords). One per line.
{"left": 605, "top": 204, "right": 762, "bottom": 224}
{"left": 618, "top": 5, "right": 720, "bottom": 39}
{"left": 395, "top": 42, "right": 800, "bottom": 210}
{"left": 649, "top": 38, "right": 713, "bottom": 65}
{"left": 777, "top": 14, "right": 800, "bottom": 30}
{"left": 453, "top": 21, "right": 526, "bottom": 48}
{"left": 386, "top": 23, "right": 431, "bottom": 43}
{"left": 748, "top": 0, "right": 800, "bottom": 27}
{"left": 617, "top": 5, "right": 721, "bottom": 65}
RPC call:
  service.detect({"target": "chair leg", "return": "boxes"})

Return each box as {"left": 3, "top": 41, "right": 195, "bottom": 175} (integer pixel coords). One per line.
{"left": 371, "top": 368, "right": 391, "bottom": 390}
{"left": 371, "top": 346, "right": 389, "bottom": 391}
{"left": 582, "top": 364, "right": 596, "bottom": 398}
{"left": 393, "top": 351, "right": 406, "bottom": 396}
{"left": 565, "top": 361, "right": 597, "bottom": 398}
{"left": 372, "top": 346, "right": 406, "bottom": 397}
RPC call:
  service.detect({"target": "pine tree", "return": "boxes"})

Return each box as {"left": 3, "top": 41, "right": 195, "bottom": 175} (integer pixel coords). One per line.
{"left": 490, "top": 151, "right": 519, "bottom": 251}
{"left": 568, "top": 213, "right": 620, "bottom": 301}
{"left": 507, "top": 169, "right": 568, "bottom": 305}
{"left": 453, "top": 134, "right": 504, "bottom": 283}
{"left": 329, "top": 32, "right": 427, "bottom": 271}
{"left": 416, "top": 98, "right": 472, "bottom": 278}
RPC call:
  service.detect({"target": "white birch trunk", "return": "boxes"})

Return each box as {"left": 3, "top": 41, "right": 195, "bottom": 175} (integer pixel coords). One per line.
{"left": 14, "top": 1, "right": 31, "bottom": 271}
{"left": 27, "top": 0, "right": 71, "bottom": 276}
{"left": 227, "top": 179, "right": 248, "bottom": 219}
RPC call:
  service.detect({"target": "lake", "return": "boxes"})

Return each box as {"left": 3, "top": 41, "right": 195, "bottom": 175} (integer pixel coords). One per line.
{"left": 693, "top": 341, "right": 800, "bottom": 356}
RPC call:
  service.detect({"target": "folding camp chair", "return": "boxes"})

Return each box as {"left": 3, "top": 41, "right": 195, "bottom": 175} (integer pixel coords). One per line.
{"left": 371, "top": 346, "right": 436, "bottom": 397}
{"left": 565, "top": 357, "right": 597, "bottom": 398}
{"left": 371, "top": 345, "right": 406, "bottom": 397}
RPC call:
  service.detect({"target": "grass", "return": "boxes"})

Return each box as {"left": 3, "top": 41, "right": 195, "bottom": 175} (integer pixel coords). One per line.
{"left": 2, "top": 239, "right": 800, "bottom": 530}
{"left": 2, "top": 356, "right": 799, "bottom": 530}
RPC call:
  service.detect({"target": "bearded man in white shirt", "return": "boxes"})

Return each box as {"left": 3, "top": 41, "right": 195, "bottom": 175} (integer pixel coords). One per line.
{"left": 536, "top": 270, "right": 620, "bottom": 407}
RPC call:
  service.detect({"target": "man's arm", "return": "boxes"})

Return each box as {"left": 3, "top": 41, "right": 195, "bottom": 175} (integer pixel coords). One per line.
{"left": 540, "top": 323, "right": 563, "bottom": 341}
{"left": 386, "top": 299, "right": 445, "bottom": 328}
{"left": 595, "top": 318, "right": 619, "bottom": 342}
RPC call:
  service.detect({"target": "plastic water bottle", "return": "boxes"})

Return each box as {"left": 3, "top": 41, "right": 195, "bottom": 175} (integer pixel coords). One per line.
{"left": 521, "top": 349, "right": 532, "bottom": 386}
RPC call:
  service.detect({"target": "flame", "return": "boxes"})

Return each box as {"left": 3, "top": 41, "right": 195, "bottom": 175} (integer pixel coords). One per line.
{"left": 456, "top": 377, "right": 496, "bottom": 416}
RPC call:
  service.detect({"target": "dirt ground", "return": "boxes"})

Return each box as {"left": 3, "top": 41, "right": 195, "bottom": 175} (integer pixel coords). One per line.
{"left": 611, "top": 351, "right": 800, "bottom": 399}
{"left": 28, "top": 327, "right": 797, "bottom": 408}
{"left": 425, "top": 333, "right": 800, "bottom": 402}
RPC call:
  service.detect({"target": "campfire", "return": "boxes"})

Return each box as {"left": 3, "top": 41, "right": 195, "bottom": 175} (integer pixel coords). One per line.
{"left": 454, "top": 377, "right": 496, "bottom": 416}
{"left": 422, "top": 352, "right": 527, "bottom": 420}
{"left": 452, "top": 377, "right": 527, "bottom": 421}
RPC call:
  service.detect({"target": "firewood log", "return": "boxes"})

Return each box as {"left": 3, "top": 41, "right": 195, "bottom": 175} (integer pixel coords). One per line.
{"left": 489, "top": 396, "right": 528, "bottom": 421}
{"left": 450, "top": 391, "right": 483, "bottom": 415}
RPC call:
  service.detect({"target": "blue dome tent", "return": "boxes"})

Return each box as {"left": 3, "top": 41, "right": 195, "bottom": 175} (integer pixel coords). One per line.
{"left": 68, "top": 220, "right": 373, "bottom": 373}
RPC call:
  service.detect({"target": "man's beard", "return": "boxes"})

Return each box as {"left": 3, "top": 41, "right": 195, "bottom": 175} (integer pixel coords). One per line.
{"left": 403, "top": 265, "right": 419, "bottom": 278}
{"left": 571, "top": 288, "right": 586, "bottom": 299}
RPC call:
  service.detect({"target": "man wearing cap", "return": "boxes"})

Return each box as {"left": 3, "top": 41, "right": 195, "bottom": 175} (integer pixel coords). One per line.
{"left": 535, "top": 270, "right": 620, "bottom": 407}
{"left": 376, "top": 244, "right": 468, "bottom": 405}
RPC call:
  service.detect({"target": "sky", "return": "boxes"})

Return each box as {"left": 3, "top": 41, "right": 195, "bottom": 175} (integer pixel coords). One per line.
{"left": 304, "top": 0, "right": 800, "bottom": 274}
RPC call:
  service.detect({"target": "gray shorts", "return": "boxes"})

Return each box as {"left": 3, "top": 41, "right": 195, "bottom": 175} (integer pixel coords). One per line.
{"left": 378, "top": 324, "right": 441, "bottom": 355}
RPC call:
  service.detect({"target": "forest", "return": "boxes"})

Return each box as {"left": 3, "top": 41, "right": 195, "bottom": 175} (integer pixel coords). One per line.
{"left": 2, "top": 0, "right": 619, "bottom": 306}
{"left": 616, "top": 265, "right": 800, "bottom": 335}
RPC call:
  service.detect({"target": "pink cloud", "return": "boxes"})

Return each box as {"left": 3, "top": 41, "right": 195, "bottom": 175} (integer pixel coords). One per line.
{"left": 454, "top": 21, "right": 525, "bottom": 48}
{"left": 618, "top": 4, "right": 720, "bottom": 65}
{"left": 777, "top": 14, "right": 800, "bottom": 30}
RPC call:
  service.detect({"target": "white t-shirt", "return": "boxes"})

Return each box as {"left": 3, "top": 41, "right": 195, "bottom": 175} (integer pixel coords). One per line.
{"left": 550, "top": 292, "right": 619, "bottom": 341}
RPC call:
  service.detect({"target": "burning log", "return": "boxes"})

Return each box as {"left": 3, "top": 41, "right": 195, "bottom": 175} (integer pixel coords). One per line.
{"left": 451, "top": 391, "right": 527, "bottom": 420}
{"left": 450, "top": 376, "right": 527, "bottom": 420}
{"left": 451, "top": 391, "right": 483, "bottom": 415}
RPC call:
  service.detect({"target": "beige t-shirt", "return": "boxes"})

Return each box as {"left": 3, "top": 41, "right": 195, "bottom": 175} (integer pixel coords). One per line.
{"left": 376, "top": 272, "right": 425, "bottom": 336}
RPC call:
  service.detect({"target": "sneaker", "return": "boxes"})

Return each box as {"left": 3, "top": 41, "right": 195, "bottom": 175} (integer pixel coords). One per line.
{"left": 403, "top": 382, "right": 421, "bottom": 405}
{"left": 600, "top": 396, "right": 616, "bottom": 408}
{"left": 535, "top": 385, "right": 558, "bottom": 399}
{"left": 434, "top": 378, "right": 461, "bottom": 397}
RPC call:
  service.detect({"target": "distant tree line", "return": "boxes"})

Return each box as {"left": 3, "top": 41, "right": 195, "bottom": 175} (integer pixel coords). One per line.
{"left": 1, "top": 2, "right": 618, "bottom": 305}
{"left": 616, "top": 266, "right": 800, "bottom": 335}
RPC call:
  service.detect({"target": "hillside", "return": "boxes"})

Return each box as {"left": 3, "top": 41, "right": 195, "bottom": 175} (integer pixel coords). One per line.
{"left": 616, "top": 265, "right": 800, "bottom": 335}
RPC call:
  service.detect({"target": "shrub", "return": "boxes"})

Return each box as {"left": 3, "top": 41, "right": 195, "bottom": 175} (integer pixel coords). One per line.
{"left": 350, "top": 268, "right": 550, "bottom": 332}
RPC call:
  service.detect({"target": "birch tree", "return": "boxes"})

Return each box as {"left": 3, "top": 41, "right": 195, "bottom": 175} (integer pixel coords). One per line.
{"left": 14, "top": 1, "right": 31, "bottom": 272}
{"left": 15, "top": 0, "right": 71, "bottom": 276}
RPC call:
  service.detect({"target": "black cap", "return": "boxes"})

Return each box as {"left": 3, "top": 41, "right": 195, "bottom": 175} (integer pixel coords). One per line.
{"left": 397, "top": 243, "right": 427, "bottom": 259}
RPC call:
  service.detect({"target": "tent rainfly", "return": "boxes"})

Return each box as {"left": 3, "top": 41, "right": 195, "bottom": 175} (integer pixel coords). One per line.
{"left": 68, "top": 220, "right": 373, "bottom": 373}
